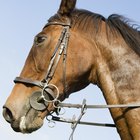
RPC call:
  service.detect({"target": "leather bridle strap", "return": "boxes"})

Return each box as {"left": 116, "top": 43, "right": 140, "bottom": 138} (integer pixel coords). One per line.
{"left": 43, "top": 21, "right": 71, "bottom": 29}
{"left": 44, "top": 26, "right": 70, "bottom": 85}
{"left": 14, "top": 77, "right": 43, "bottom": 88}
{"left": 14, "top": 22, "right": 70, "bottom": 97}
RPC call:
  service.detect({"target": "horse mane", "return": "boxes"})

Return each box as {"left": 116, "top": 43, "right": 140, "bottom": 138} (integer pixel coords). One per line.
{"left": 48, "top": 9, "right": 140, "bottom": 56}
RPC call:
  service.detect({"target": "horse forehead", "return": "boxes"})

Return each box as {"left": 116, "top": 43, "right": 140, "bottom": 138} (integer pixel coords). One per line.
{"left": 42, "top": 25, "right": 63, "bottom": 36}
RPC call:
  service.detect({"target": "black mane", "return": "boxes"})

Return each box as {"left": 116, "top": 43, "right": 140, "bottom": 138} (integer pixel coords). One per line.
{"left": 48, "top": 9, "right": 140, "bottom": 56}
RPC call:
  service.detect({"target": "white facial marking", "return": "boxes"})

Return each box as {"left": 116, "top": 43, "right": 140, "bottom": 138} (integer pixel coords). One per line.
{"left": 19, "top": 116, "right": 26, "bottom": 133}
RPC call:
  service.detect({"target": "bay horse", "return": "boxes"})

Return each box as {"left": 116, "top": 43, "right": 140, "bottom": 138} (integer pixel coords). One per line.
{"left": 3, "top": 0, "right": 140, "bottom": 139}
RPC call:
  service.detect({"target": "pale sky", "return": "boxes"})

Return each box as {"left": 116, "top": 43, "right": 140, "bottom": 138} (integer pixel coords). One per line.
{"left": 0, "top": 1, "right": 140, "bottom": 140}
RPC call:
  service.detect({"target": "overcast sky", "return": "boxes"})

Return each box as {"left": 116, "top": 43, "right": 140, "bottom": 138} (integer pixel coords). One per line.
{"left": 0, "top": 1, "right": 140, "bottom": 140}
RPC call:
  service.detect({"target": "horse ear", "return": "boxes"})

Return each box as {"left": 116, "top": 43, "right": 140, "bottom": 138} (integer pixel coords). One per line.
{"left": 58, "top": 0, "right": 76, "bottom": 16}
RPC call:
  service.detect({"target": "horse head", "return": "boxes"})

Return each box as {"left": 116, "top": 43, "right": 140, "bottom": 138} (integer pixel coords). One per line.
{"left": 3, "top": 1, "right": 140, "bottom": 139}
{"left": 3, "top": 0, "right": 97, "bottom": 133}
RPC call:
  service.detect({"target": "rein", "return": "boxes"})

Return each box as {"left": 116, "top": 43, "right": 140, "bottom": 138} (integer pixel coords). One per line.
{"left": 58, "top": 101, "right": 140, "bottom": 109}
{"left": 47, "top": 99, "right": 140, "bottom": 140}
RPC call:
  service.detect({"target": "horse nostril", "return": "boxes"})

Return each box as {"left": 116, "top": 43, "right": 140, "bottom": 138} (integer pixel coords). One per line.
{"left": 3, "top": 107, "right": 14, "bottom": 123}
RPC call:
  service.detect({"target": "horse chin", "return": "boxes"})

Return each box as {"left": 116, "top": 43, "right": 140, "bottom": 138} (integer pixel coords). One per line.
{"left": 12, "top": 108, "right": 44, "bottom": 133}
{"left": 19, "top": 116, "right": 43, "bottom": 133}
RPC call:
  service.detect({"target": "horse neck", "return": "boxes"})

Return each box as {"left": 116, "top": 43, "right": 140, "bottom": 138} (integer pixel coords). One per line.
{"left": 94, "top": 36, "right": 140, "bottom": 139}
{"left": 97, "top": 37, "right": 140, "bottom": 103}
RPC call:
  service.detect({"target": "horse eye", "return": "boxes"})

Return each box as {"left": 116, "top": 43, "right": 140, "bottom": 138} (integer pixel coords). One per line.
{"left": 34, "top": 35, "right": 47, "bottom": 45}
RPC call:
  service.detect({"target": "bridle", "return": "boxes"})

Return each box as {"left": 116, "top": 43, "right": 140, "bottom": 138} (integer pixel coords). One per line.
{"left": 13, "top": 20, "right": 140, "bottom": 140}
{"left": 14, "top": 21, "right": 71, "bottom": 111}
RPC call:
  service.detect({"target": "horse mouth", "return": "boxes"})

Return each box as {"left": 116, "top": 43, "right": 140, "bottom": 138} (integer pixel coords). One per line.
{"left": 11, "top": 108, "right": 44, "bottom": 133}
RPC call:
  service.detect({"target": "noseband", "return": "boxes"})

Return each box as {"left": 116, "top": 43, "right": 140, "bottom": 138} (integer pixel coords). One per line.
{"left": 14, "top": 21, "right": 70, "bottom": 111}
